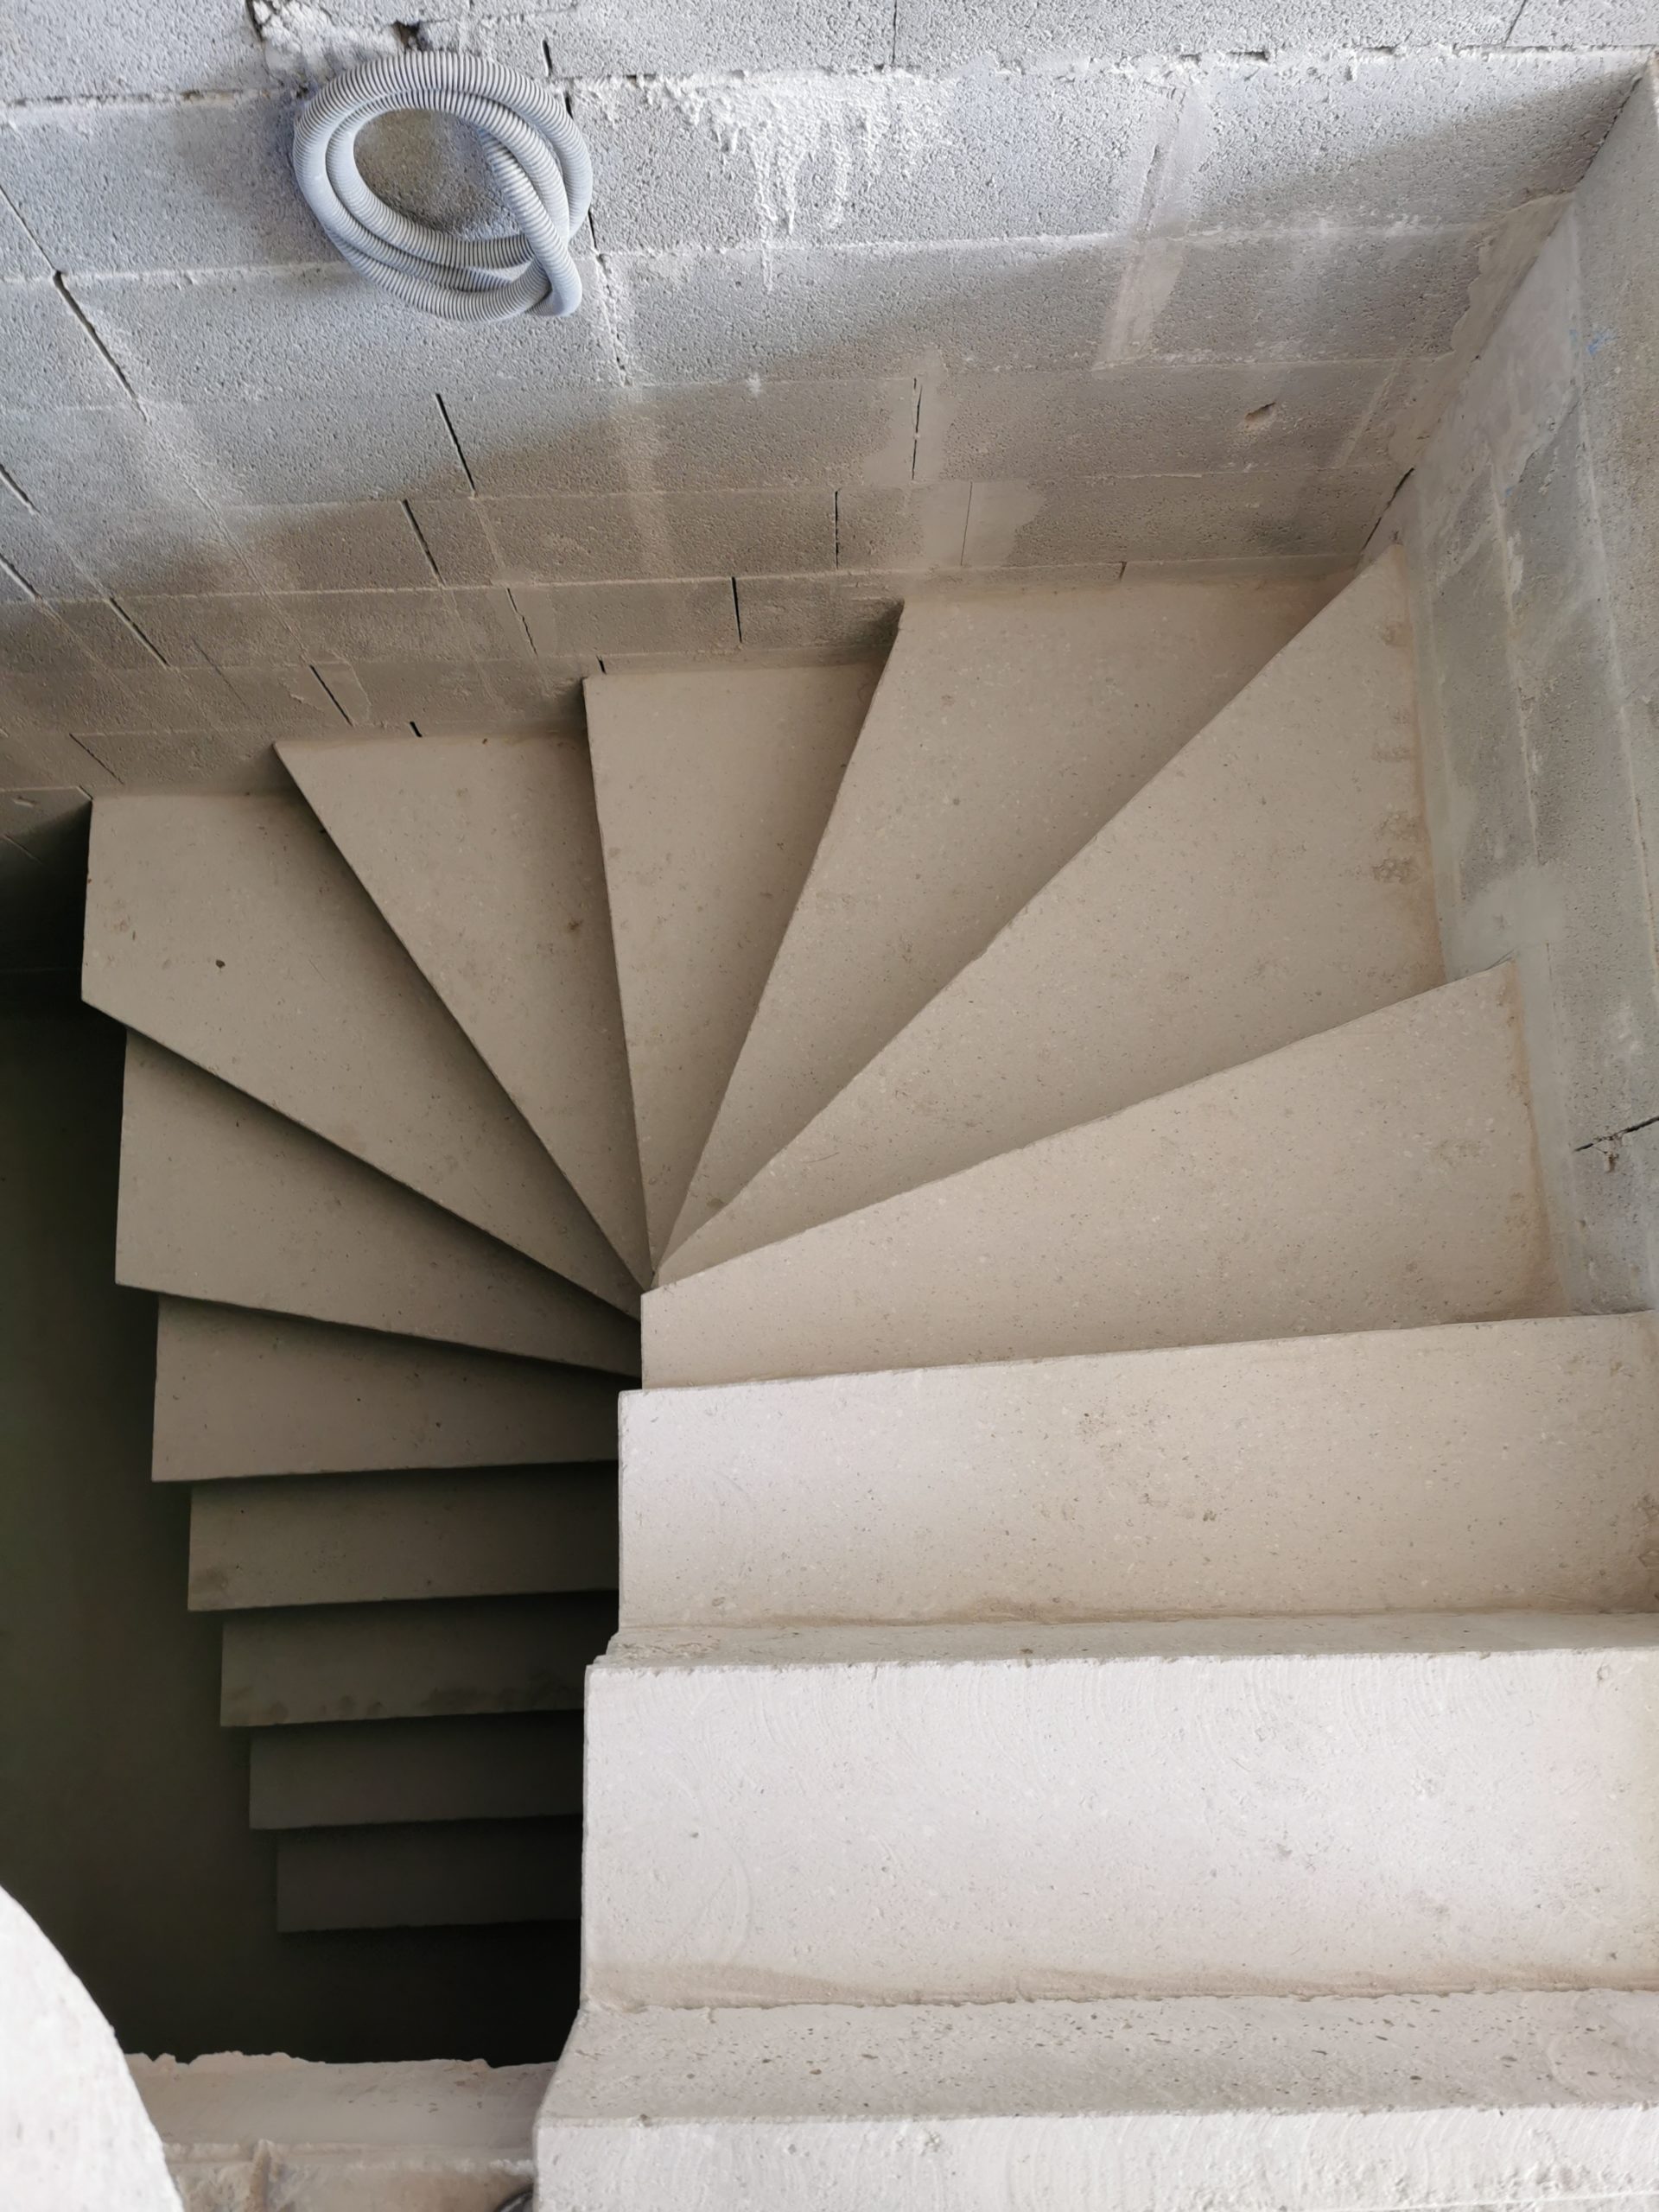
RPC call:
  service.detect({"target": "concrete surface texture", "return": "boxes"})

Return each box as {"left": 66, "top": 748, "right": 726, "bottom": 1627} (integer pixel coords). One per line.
{"left": 669, "top": 570, "right": 1339, "bottom": 1252}
{"left": 248, "top": 1714, "right": 584, "bottom": 1829}
{"left": 0, "top": 1885, "right": 181, "bottom": 2212}
{"left": 131, "top": 2051, "right": 549, "bottom": 2212}
{"left": 665, "top": 549, "right": 1442, "bottom": 1276}
{"left": 539, "top": 1991, "right": 1659, "bottom": 2212}
{"left": 584, "top": 1613, "right": 1659, "bottom": 2006}
{"left": 1371, "top": 63, "right": 1659, "bottom": 1318}
{"left": 620, "top": 1313, "right": 1659, "bottom": 1624}
{"left": 0, "top": 18, "right": 1653, "bottom": 799}
{"left": 645, "top": 967, "right": 1563, "bottom": 1387}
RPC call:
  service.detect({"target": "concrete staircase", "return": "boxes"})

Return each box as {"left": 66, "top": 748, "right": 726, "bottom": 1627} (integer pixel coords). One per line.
{"left": 83, "top": 550, "right": 1659, "bottom": 2202}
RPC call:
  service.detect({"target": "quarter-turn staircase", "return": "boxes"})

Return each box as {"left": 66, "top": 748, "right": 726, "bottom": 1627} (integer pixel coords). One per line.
{"left": 86, "top": 548, "right": 1659, "bottom": 2203}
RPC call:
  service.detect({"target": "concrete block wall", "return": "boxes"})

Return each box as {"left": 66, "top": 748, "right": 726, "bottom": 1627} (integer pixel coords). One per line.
{"left": 0, "top": 8, "right": 1654, "bottom": 791}
{"left": 1374, "top": 60, "right": 1659, "bottom": 1311}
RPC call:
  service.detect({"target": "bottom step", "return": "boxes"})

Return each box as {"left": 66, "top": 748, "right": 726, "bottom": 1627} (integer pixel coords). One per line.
{"left": 537, "top": 1993, "right": 1659, "bottom": 2212}
{"left": 132, "top": 2052, "right": 548, "bottom": 2212}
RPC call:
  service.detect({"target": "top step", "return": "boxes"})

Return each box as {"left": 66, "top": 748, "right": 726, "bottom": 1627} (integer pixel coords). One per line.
{"left": 667, "top": 572, "right": 1341, "bottom": 1257}
{"left": 280, "top": 731, "right": 651, "bottom": 1283}
{"left": 588, "top": 663, "right": 875, "bottom": 1266}
{"left": 666, "top": 550, "right": 1442, "bottom": 1281}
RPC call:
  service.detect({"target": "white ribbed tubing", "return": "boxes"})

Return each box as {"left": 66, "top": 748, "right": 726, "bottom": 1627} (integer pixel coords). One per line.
{"left": 292, "top": 54, "right": 592, "bottom": 322}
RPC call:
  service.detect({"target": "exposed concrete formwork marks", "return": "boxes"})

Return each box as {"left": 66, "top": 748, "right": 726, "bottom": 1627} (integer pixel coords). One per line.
{"left": 0, "top": 16, "right": 1652, "bottom": 792}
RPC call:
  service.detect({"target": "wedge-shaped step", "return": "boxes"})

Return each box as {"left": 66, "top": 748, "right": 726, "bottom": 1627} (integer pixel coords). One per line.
{"left": 623, "top": 1315, "right": 1659, "bottom": 1625}
{"left": 276, "top": 1820, "right": 580, "bottom": 1930}
{"left": 588, "top": 663, "right": 874, "bottom": 1264}
{"left": 155, "top": 1302, "right": 620, "bottom": 1481}
{"left": 250, "top": 1714, "right": 582, "bottom": 1829}
{"left": 669, "top": 550, "right": 1443, "bottom": 1279}
{"left": 281, "top": 732, "right": 648, "bottom": 1281}
{"left": 645, "top": 968, "right": 1560, "bottom": 1388}
{"left": 671, "top": 573, "right": 1339, "bottom": 1254}
{"left": 134, "top": 2053, "right": 548, "bottom": 2212}
{"left": 537, "top": 1991, "right": 1659, "bottom": 2212}
{"left": 222, "top": 1594, "right": 615, "bottom": 1727}
{"left": 190, "top": 1464, "right": 617, "bottom": 1610}
{"left": 120, "top": 1039, "right": 639, "bottom": 1370}
{"left": 587, "top": 1615, "right": 1659, "bottom": 2008}
{"left": 80, "top": 795, "right": 636, "bottom": 1309}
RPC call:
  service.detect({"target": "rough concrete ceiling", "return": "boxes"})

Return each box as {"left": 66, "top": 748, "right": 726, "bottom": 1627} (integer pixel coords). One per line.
{"left": 0, "top": 4, "right": 1653, "bottom": 793}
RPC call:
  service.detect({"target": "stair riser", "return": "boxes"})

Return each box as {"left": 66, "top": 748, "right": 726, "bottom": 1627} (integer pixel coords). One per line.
{"left": 620, "top": 1316, "right": 1659, "bottom": 1625}
{"left": 584, "top": 1631, "right": 1659, "bottom": 2006}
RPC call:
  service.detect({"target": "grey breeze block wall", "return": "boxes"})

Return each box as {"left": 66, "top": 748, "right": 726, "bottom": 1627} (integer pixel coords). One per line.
{"left": 0, "top": 4, "right": 1656, "bottom": 795}
{"left": 1375, "top": 60, "right": 1659, "bottom": 1314}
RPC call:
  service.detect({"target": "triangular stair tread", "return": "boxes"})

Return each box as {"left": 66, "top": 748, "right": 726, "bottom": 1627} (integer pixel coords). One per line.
{"left": 538, "top": 1992, "right": 1659, "bottom": 2212}
{"left": 275, "top": 1821, "right": 581, "bottom": 1931}
{"left": 585, "top": 1613, "right": 1659, "bottom": 2009}
{"left": 667, "top": 549, "right": 1443, "bottom": 1281}
{"left": 154, "top": 1300, "right": 621, "bottom": 1482}
{"left": 620, "top": 1313, "right": 1659, "bottom": 1627}
{"left": 80, "top": 793, "right": 636, "bottom": 1310}
{"left": 279, "top": 732, "right": 649, "bottom": 1282}
{"left": 119, "top": 1038, "right": 640, "bottom": 1370}
{"left": 248, "top": 1714, "right": 583, "bottom": 1830}
{"left": 668, "top": 572, "right": 1342, "bottom": 1256}
{"left": 220, "top": 1592, "right": 616, "bottom": 1727}
{"left": 188, "top": 1464, "right": 619, "bottom": 1611}
{"left": 587, "top": 662, "right": 874, "bottom": 1265}
{"left": 643, "top": 967, "right": 1562, "bottom": 1389}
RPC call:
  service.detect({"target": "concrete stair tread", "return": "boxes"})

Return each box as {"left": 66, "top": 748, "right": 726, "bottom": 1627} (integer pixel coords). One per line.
{"left": 275, "top": 1819, "right": 580, "bottom": 1930}
{"left": 585, "top": 1612, "right": 1659, "bottom": 2009}
{"left": 280, "top": 731, "right": 649, "bottom": 1281}
{"left": 588, "top": 661, "right": 874, "bottom": 1264}
{"left": 644, "top": 966, "right": 1562, "bottom": 1389}
{"left": 620, "top": 1313, "right": 1659, "bottom": 1625}
{"left": 133, "top": 2052, "right": 546, "bottom": 2209}
{"left": 154, "top": 1300, "right": 621, "bottom": 1481}
{"left": 249, "top": 1714, "right": 583, "bottom": 1829}
{"left": 119, "top": 1038, "right": 640, "bottom": 1371}
{"left": 220, "top": 1592, "right": 617, "bottom": 1727}
{"left": 667, "top": 548, "right": 1444, "bottom": 1281}
{"left": 80, "top": 792, "right": 637, "bottom": 1309}
{"left": 189, "top": 1463, "right": 618, "bottom": 1611}
{"left": 538, "top": 1992, "right": 1659, "bottom": 2212}
{"left": 670, "top": 572, "right": 1341, "bottom": 1255}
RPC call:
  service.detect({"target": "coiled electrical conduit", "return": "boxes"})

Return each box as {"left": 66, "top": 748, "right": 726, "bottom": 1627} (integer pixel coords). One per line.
{"left": 292, "top": 53, "right": 592, "bottom": 321}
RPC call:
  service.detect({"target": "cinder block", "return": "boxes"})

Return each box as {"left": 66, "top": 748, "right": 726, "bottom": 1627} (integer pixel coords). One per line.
{"left": 1522, "top": 603, "right": 1659, "bottom": 1146}
{"left": 216, "top": 665, "right": 351, "bottom": 735}
{"left": 1511, "top": 0, "right": 1659, "bottom": 38}
{"left": 961, "top": 468, "right": 1395, "bottom": 565}
{"left": 574, "top": 67, "right": 1172, "bottom": 251}
{"left": 70, "top": 664, "right": 245, "bottom": 734}
{"left": 404, "top": 499, "right": 497, "bottom": 586}
{"left": 118, "top": 594, "right": 302, "bottom": 668}
{"left": 0, "top": 601, "right": 99, "bottom": 677}
{"left": 439, "top": 0, "right": 891, "bottom": 72}
{"left": 42, "top": 505, "right": 257, "bottom": 596}
{"left": 0, "top": 664, "right": 141, "bottom": 742}
{"left": 0, "top": 727, "right": 114, "bottom": 790}
{"left": 71, "top": 724, "right": 290, "bottom": 791}
{"left": 0, "top": 405, "right": 205, "bottom": 514}
{"left": 67, "top": 262, "right": 623, "bottom": 402}
{"left": 1179, "top": 51, "right": 1646, "bottom": 231}
{"left": 0, "top": 197, "right": 46, "bottom": 278}
{"left": 607, "top": 238, "right": 1132, "bottom": 383}
{"left": 0, "top": 0, "right": 264, "bottom": 99}
{"left": 227, "top": 502, "right": 437, "bottom": 592}
{"left": 438, "top": 377, "right": 918, "bottom": 496}
{"left": 248, "top": 1713, "right": 583, "bottom": 1829}
{"left": 836, "top": 484, "right": 972, "bottom": 569}
{"left": 1502, "top": 398, "right": 1608, "bottom": 683}
{"left": 0, "top": 482, "right": 98, "bottom": 597}
{"left": 733, "top": 572, "right": 909, "bottom": 652}
{"left": 417, "top": 488, "right": 835, "bottom": 584}
{"left": 893, "top": 0, "right": 1516, "bottom": 65}
{"left": 514, "top": 578, "right": 741, "bottom": 657}
{"left": 1575, "top": 66, "right": 1659, "bottom": 703}
{"left": 262, "top": 587, "right": 533, "bottom": 663}
{"left": 0, "top": 278, "right": 127, "bottom": 407}
{"left": 916, "top": 361, "right": 1396, "bottom": 486}
{"left": 0, "top": 96, "right": 323, "bottom": 274}
{"left": 47, "top": 600, "right": 162, "bottom": 670}
{"left": 149, "top": 393, "right": 471, "bottom": 505}
{"left": 1134, "top": 227, "right": 1493, "bottom": 364}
